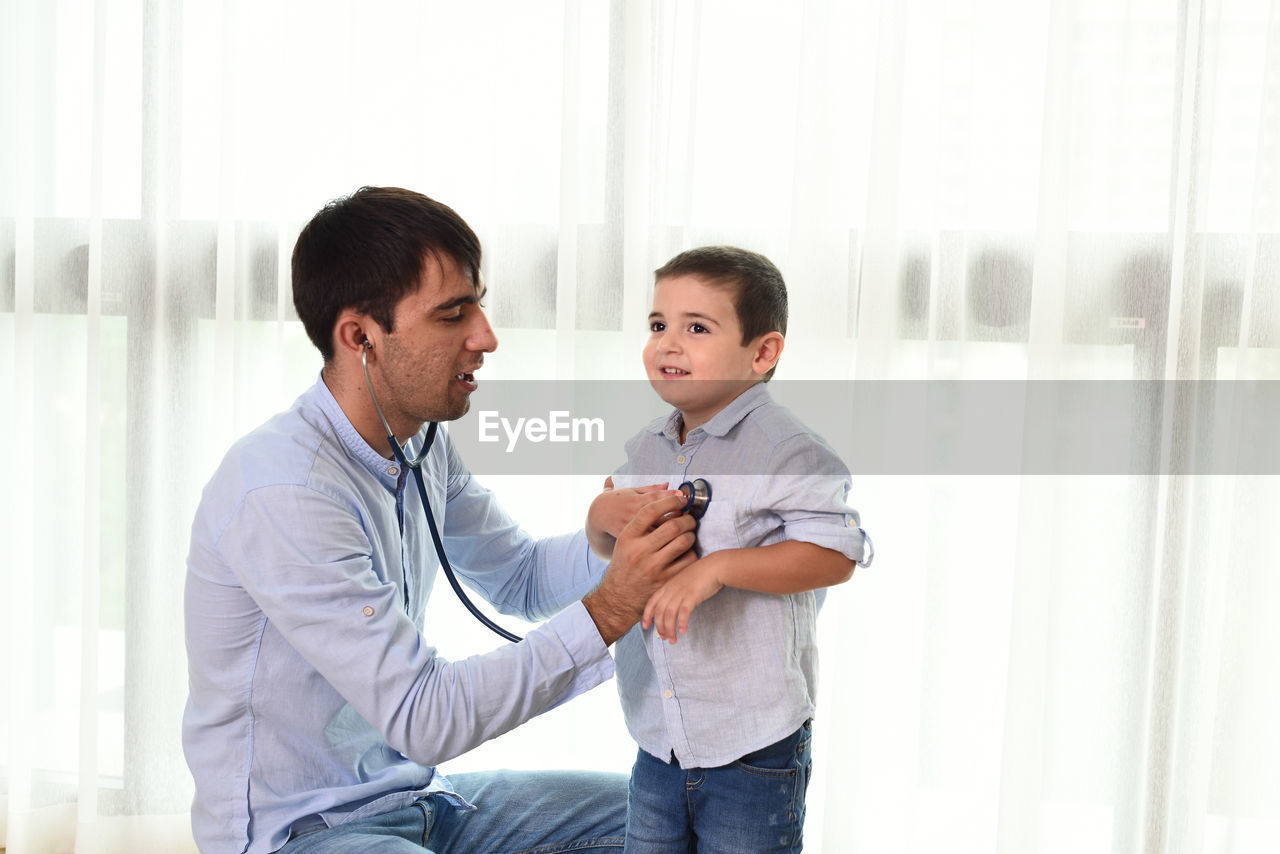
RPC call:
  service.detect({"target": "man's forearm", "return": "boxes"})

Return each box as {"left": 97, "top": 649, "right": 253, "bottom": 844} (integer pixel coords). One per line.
{"left": 582, "top": 585, "right": 637, "bottom": 646}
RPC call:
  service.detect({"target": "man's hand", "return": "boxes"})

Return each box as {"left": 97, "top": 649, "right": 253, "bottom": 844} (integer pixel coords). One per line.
{"left": 642, "top": 553, "right": 724, "bottom": 643}
{"left": 585, "top": 477, "right": 680, "bottom": 559}
{"left": 582, "top": 493, "right": 697, "bottom": 645}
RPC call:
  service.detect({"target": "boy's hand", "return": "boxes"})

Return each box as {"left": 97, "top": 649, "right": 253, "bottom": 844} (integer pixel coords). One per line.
{"left": 582, "top": 493, "right": 699, "bottom": 645}
{"left": 642, "top": 553, "right": 724, "bottom": 643}
{"left": 587, "top": 478, "right": 681, "bottom": 558}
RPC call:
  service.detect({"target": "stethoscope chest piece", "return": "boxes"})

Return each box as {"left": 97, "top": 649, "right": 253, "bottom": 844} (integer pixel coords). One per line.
{"left": 679, "top": 478, "right": 712, "bottom": 519}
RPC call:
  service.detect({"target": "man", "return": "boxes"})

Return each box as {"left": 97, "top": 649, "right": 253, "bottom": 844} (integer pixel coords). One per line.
{"left": 182, "top": 186, "right": 696, "bottom": 854}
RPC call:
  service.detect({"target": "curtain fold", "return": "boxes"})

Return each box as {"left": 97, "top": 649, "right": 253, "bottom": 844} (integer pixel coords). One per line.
{"left": 3, "top": 1, "right": 1278, "bottom": 852}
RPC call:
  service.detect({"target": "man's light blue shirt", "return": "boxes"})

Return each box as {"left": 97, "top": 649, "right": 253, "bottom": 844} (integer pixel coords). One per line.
{"left": 611, "top": 383, "right": 869, "bottom": 768}
{"left": 183, "top": 376, "right": 614, "bottom": 854}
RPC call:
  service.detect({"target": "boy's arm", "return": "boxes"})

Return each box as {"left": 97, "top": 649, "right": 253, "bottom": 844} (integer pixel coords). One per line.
{"left": 642, "top": 540, "right": 854, "bottom": 642}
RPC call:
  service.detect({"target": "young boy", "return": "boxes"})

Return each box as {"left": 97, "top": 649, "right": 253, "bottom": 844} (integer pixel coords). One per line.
{"left": 586, "top": 246, "right": 873, "bottom": 853}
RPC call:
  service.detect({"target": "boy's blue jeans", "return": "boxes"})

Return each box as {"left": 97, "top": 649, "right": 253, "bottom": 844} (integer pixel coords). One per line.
{"left": 624, "top": 720, "right": 813, "bottom": 853}
{"left": 277, "top": 769, "right": 627, "bottom": 853}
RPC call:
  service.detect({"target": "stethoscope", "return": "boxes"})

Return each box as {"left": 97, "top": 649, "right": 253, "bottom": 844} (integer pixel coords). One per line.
{"left": 363, "top": 343, "right": 524, "bottom": 643}
{"left": 361, "top": 341, "right": 714, "bottom": 643}
{"left": 678, "top": 478, "right": 712, "bottom": 520}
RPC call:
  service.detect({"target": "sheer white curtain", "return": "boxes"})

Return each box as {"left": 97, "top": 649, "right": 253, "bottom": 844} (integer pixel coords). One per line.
{"left": 3, "top": 0, "right": 1278, "bottom": 852}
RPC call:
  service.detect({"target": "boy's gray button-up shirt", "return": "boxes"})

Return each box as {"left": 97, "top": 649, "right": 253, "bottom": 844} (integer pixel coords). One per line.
{"left": 611, "top": 383, "right": 869, "bottom": 768}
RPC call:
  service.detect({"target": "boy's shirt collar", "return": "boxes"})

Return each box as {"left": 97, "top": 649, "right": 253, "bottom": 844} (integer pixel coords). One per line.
{"left": 649, "top": 382, "right": 773, "bottom": 443}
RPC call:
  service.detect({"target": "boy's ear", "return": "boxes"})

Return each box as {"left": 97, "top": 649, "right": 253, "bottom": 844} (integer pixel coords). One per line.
{"left": 751, "top": 331, "right": 785, "bottom": 376}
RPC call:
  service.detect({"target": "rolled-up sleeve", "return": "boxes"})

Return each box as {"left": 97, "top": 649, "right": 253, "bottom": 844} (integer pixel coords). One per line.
{"left": 751, "top": 434, "right": 870, "bottom": 564}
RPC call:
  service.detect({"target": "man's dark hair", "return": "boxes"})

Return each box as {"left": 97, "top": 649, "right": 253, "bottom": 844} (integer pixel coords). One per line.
{"left": 654, "top": 245, "right": 788, "bottom": 380}
{"left": 292, "top": 186, "right": 482, "bottom": 361}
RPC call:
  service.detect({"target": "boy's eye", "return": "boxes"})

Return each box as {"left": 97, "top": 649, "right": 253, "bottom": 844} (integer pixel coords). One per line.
{"left": 649, "top": 321, "right": 666, "bottom": 333}
{"left": 688, "top": 323, "right": 708, "bottom": 334}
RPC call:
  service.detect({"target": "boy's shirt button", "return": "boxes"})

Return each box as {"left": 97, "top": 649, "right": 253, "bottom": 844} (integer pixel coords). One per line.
{"left": 676, "top": 455, "right": 686, "bottom": 464}
{"left": 663, "top": 690, "right": 674, "bottom": 699}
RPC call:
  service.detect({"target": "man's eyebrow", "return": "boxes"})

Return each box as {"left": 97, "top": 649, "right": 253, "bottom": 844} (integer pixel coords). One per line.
{"left": 433, "top": 285, "right": 488, "bottom": 313}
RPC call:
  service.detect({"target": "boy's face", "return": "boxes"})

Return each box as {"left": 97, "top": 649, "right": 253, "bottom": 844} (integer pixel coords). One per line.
{"left": 644, "top": 274, "right": 776, "bottom": 430}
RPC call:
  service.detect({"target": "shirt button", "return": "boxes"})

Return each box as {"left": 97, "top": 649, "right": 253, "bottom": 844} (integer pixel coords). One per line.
{"left": 388, "top": 465, "right": 399, "bottom": 476}
{"left": 663, "top": 690, "right": 673, "bottom": 699}
{"left": 676, "top": 455, "right": 686, "bottom": 465}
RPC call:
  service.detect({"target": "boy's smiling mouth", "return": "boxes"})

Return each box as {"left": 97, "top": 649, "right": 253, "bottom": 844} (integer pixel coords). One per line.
{"left": 659, "top": 366, "right": 690, "bottom": 376}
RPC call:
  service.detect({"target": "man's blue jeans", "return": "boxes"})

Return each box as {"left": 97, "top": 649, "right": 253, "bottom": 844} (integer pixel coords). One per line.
{"left": 277, "top": 769, "right": 627, "bottom": 853}
{"left": 623, "top": 720, "right": 813, "bottom": 853}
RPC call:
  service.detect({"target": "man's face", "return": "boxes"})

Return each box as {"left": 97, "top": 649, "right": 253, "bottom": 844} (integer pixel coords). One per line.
{"left": 373, "top": 252, "right": 498, "bottom": 432}
{"left": 643, "top": 274, "right": 761, "bottom": 430}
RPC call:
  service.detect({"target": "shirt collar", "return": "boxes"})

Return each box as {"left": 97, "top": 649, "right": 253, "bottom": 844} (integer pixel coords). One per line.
{"left": 309, "top": 373, "right": 427, "bottom": 484}
{"left": 646, "top": 382, "right": 773, "bottom": 442}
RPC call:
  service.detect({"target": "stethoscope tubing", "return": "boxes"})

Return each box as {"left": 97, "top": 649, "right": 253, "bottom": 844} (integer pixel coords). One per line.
{"left": 362, "top": 346, "right": 523, "bottom": 643}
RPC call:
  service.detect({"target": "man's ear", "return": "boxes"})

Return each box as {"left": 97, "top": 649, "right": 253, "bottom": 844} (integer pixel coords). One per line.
{"left": 751, "top": 331, "right": 785, "bottom": 376}
{"left": 334, "top": 310, "right": 377, "bottom": 358}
